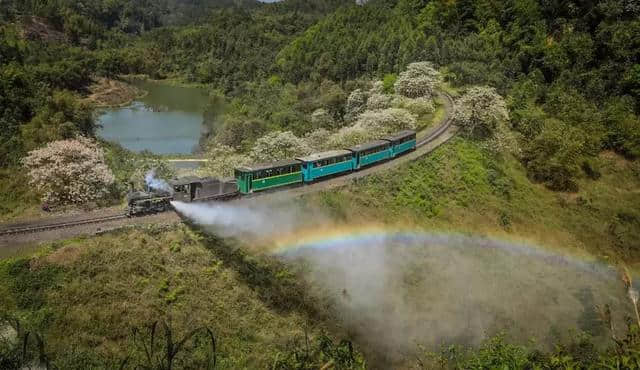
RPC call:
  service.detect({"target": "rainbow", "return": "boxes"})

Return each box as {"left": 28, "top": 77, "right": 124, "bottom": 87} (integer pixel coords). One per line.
{"left": 269, "top": 224, "right": 619, "bottom": 278}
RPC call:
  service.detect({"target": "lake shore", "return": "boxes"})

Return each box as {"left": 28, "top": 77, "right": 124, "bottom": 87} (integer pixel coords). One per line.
{"left": 96, "top": 79, "right": 211, "bottom": 155}
{"left": 120, "top": 74, "right": 210, "bottom": 89}
{"left": 84, "top": 77, "right": 148, "bottom": 108}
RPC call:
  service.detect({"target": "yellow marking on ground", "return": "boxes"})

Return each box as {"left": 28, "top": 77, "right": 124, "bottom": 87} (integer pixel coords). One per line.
{"left": 166, "top": 159, "right": 210, "bottom": 162}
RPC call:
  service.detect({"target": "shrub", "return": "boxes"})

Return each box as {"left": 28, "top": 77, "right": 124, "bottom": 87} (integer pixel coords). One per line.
{"left": 522, "top": 119, "right": 587, "bottom": 191}
{"left": 328, "top": 108, "right": 417, "bottom": 148}
{"left": 200, "top": 144, "right": 250, "bottom": 178}
{"left": 344, "top": 89, "right": 367, "bottom": 122}
{"left": 22, "top": 137, "right": 115, "bottom": 205}
{"left": 602, "top": 96, "right": 640, "bottom": 159}
{"left": 20, "top": 90, "right": 94, "bottom": 151}
{"left": 455, "top": 86, "right": 509, "bottom": 138}
{"left": 310, "top": 108, "right": 335, "bottom": 129}
{"left": 353, "top": 108, "right": 417, "bottom": 133}
{"left": 382, "top": 73, "right": 397, "bottom": 94}
{"left": 366, "top": 93, "right": 392, "bottom": 110}
{"left": 304, "top": 128, "right": 332, "bottom": 151}
{"left": 392, "top": 96, "right": 435, "bottom": 116}
{"left": 249, "top": 131, "right": 312, "bottom": 163}
{"left": 214, "top": 116, "right": 269, "bottom": 151}
{"left": 326, "top": 125, "right": 373, "bottom": 148}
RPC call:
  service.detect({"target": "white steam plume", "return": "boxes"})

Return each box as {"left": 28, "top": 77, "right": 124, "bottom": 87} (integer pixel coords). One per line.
{"left": 145, "top": 170, "right": 173, "bottom": 193}
{"left": 172, "top": 196, "right": 631, "bottom": 366}
{"left": 170, "top": 198, "right": 318, "bottom": 239}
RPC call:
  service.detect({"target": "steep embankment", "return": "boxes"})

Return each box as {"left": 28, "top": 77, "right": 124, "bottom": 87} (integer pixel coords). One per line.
{"left": 303, "top": 137, "right": 640, "bottom": 265}
{"left": 0, "top": 223, "right": 362, "bottom": 368}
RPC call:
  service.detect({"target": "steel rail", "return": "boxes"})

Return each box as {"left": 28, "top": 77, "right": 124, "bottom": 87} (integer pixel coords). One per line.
{"left": 0, "top": 214, "right": 127, "bottom": 236}
{"left": 416, "top": 91, "right": 455, "bottom": 147}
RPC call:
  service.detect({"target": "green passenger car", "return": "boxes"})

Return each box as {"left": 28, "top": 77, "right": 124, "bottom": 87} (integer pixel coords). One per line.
{"left": 234, "top": 159, "right": 303, "bottom": 194}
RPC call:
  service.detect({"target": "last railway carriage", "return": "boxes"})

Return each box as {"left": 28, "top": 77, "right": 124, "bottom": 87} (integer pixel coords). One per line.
{"left": 382, "top": 129, "right": 416, "bottom": 157}
{"left": 297, "top": 150, "right": 354, "bottom": 182}
{"left": 235, "top": 159, "right": 302, "bottom": 194}
{"left": 348, "top": 139, "right": 392, "bottom": 169}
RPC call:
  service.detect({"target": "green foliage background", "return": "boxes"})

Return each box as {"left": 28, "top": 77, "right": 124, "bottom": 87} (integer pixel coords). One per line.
{"left": 1, "top": 0, "right": 640, "bottom": 367}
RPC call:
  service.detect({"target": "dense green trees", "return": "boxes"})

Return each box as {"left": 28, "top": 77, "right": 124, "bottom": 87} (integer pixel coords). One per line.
{"left": 276, "top": 0, "right": 640, "bottom": 191}
{"left": 1, "top": 0, "right": 639, "bottom": 188}
{"left": 0, "top": 24, "right": 96, "bottom": 165}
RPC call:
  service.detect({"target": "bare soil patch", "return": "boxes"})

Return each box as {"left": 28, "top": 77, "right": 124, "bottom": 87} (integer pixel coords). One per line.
{"left": 19, "top": 16, "right": 66, "bottom": 43}
{"left": 84, "top": 78, "right": 147, "bottom": 108}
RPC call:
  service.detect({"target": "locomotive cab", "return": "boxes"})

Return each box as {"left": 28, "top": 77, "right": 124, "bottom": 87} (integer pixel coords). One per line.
{"left": 169, "top": 176, "right": 227, "bottom": 202}
{"left": 169, "top": 177, "right": 202, "bottom": 202}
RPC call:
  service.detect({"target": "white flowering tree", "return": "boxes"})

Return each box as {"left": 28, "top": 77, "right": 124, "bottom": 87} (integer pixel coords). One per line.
{"left": 311, "top": 108, "right": 335, "bottom": 129}
{"left": 304, "top": 128, "right": 332, "bottom": 151}
{"left": 22, "top": 137, "right": 115, "bottom": 205}
{"left": 353, "top": 108, "right": 418, "bottom": 133}
{"left": 391, "top": 96, "right": 435, "bottom": 115}
{"left": 344, "top": 89, "right": 367, "bottom": 122}
{"left": 327, "top": 126, "right": 373, "bottom": 148}
{"left": 394, "top": 61, "right": 441, "bottom": 99}
{"left": 249, "top": 131, "right": 312, "bottom": 163}
{"left": 328, "top": 108, "right": 417, "bottom": 148}
{"left": 366, "top": 93, "right": 392, "bottom": 110}
{"left": 200, "top": 144, "right": 250, "bottom": 178}
{"left": 455, "top": 86, "right": 509, "bottom": 138}
{"left": 369, "top": 81, "right": 385, "bottom": 94}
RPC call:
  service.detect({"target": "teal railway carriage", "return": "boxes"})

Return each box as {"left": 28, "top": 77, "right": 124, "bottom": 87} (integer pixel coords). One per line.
{"left": 297, "top": 150, "right": 354, "bottom": 182}
{"left": 234, "top": 159, "right": 302, "bottom": 194}
{"left": 383, "top": 129, "right": 416, "bottom": 157}
{"left": 348, "top": 140, "right": 392, "bottom": 169}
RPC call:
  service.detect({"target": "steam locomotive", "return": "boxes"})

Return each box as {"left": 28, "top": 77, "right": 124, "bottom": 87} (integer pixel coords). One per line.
{"left": 126, "top": 176, "right": 238, "bottom": 216}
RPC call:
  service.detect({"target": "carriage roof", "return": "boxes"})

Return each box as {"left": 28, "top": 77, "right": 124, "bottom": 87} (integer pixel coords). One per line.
{"left": 235, "top": 158, "right": 301, "bottom": 172}
{"left": 347, "top": 139, "right": 390, "bottom": 153}
{"left": 296, "top": 150, "right": 352, "bottom": 163}
{"left": 169, "top": 176, "right": 217, "bottom": 186}
{"left": 382, "top": 129, "right": 416, "bottom": 142}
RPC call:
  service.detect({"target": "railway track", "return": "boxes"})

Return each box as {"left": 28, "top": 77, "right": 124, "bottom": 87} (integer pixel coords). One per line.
{"left": 417, "top": 91, "right": 454, "bottom": 147}
{"left": 0, "top": 214, "right": 127, "bottom": 236}
{"left": 0, "top": 91, "right": 456, "bottom": 238}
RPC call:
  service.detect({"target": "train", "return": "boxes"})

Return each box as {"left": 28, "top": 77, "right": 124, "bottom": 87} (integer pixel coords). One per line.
{"left": 126, "top": 129, "right": 416, "bottom": 215}
{"left": 234, "top": 129, "right": 416, "bottom": 194}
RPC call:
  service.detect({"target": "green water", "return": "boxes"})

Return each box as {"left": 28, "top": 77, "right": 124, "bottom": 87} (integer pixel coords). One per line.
{"left": 97, "top": 80, "right": 210, "bottom": 154}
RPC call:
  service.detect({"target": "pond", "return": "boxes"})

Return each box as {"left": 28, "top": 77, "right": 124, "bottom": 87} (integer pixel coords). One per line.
{"left": 97, "top": 80, "right": 210, "bottom": 155}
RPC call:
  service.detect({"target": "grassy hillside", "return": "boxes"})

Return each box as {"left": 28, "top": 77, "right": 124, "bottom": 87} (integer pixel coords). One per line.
{"left": 1, "top": 136, "right": 639, "bottom": 368}
{"left": 0, "top": 224, "right": 364, "bottom": 368}
{"left": 1, "top": 0, "right": 640, "bottom": 367}
{"left": 307, "top": 137, "right": 640, "bottom": 263}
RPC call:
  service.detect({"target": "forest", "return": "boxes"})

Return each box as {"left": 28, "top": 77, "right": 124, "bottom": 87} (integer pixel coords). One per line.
{"left": 2, "top": 0, "right": 638, "bottom": 186}
{"left": 1, "top": 0, "right": 640, "bottom": 367}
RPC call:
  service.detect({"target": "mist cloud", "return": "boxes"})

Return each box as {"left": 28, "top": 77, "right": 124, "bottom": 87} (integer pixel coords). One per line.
{"left": 173, "top": 198, "right": 630, "bottom": 366}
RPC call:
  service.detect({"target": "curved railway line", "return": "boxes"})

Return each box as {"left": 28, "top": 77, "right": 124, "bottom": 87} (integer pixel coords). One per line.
{"left": 0, "top": 91, "right": 456, "bottom": 238}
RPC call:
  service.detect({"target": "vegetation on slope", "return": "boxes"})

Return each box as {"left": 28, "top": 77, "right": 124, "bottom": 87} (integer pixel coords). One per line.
{"left": 301, "top": 135, "right": 640, "bottom": 367}
{"left": 0, "top": 224, "right": 364, "bottom": 368}
{"left": 1, "top": 0, "right": 640, "bottom": 366}
{"left": 310, "top": 137, "right": 640, "bottom": 262}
